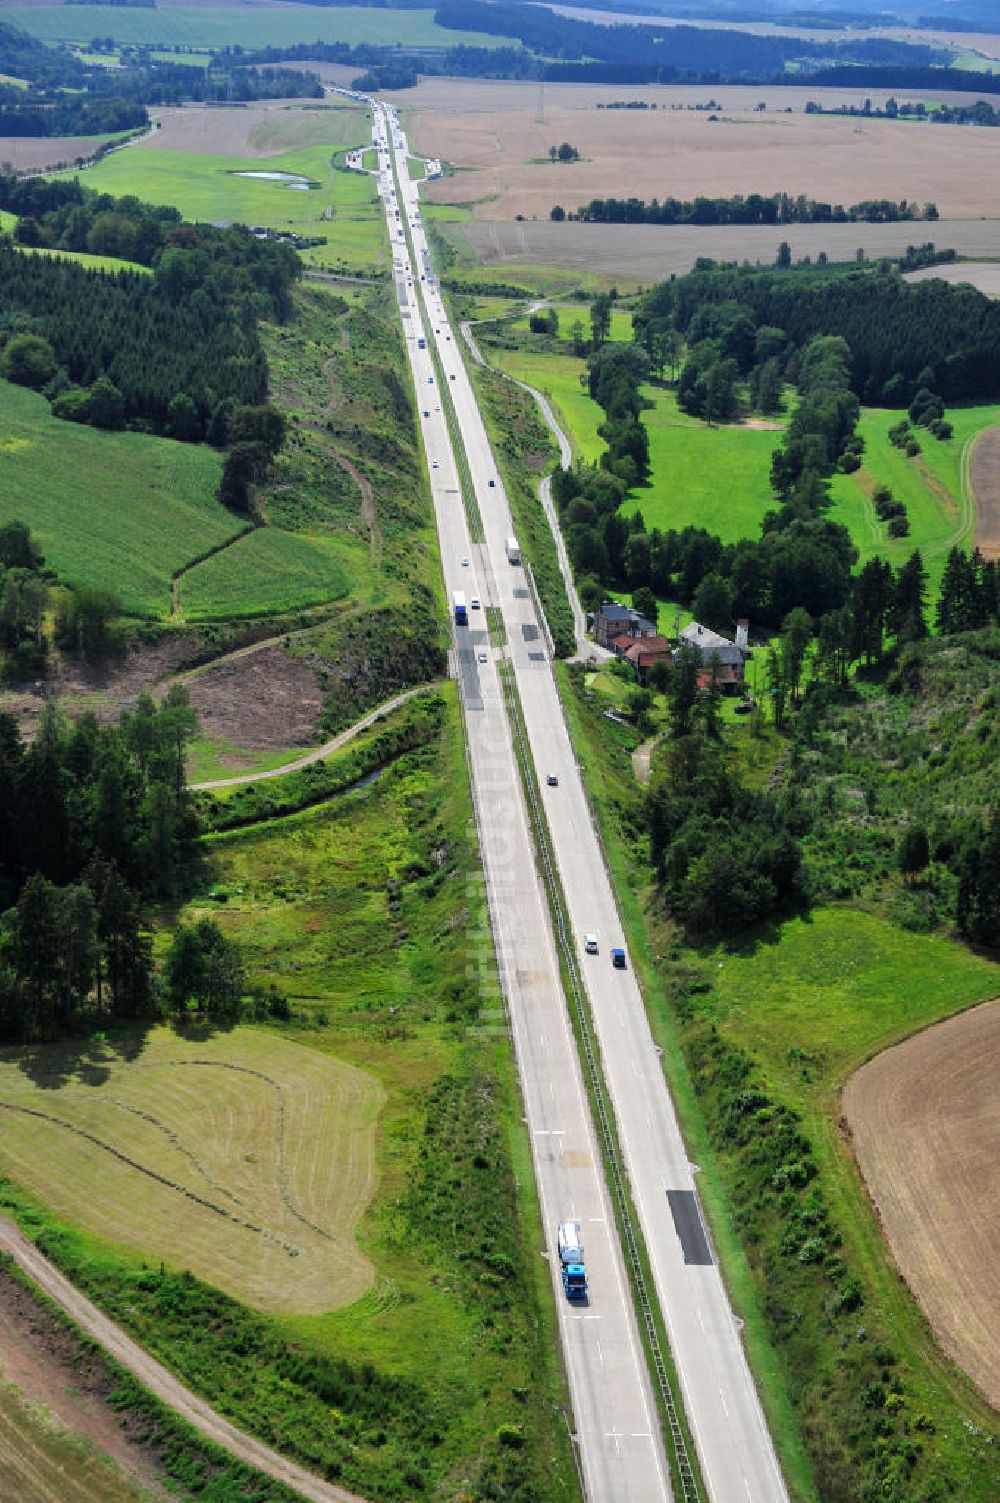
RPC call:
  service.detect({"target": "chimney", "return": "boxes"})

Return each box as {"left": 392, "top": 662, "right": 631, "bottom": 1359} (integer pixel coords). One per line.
{"left": 735, "top": 618, "right": 749, "bottom": 650}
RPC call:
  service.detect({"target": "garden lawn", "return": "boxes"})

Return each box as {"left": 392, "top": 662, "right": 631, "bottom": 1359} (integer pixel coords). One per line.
{"left": 0, "top": 380, "right": 232, "bottom": 617}
{"left": 4, "top": 5, "right": 503, "bottom": 49}
{"left": 630, "top": 386, "right": 781, "bottom": 542}
{"left": 827, "top": 405, "right": 1000, "bottom": 596}
{"left": 178, "top": 528, "right": 351, "bottom": 619}
{"left": 81, "top": 143, "right": 387, "bottom": 272}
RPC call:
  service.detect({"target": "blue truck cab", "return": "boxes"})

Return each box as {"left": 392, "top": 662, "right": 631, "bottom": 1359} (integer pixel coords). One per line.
{"left": 611, "top": 947, "right": 627, "bottom": 969}
{"left": 557, "top": 1220, "right": 588, "bottom": 1301}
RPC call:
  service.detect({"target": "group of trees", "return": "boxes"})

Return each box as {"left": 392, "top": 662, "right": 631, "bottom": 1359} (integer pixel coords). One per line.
{"left": 0, "top": 521, "right": 122, "bottom": 681}
{"left": 0, "top": 179, "right": 298, "bottom": 443}
{"left": 568, "top": 193, "right": 937, "bottom": 228}
{"left": 0, "top": 93, "right": 148, "bottom": 139}
{"left": 0, "top": 691, "right": 209, "bottom": 1040}
{"left": 637, "top": 260, "right": 1000, "bottom": 407}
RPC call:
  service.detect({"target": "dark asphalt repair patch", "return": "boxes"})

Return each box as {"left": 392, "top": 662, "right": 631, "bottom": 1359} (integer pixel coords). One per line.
{"left": 667, "top": 1189, "right": 713, "bottom": 1265}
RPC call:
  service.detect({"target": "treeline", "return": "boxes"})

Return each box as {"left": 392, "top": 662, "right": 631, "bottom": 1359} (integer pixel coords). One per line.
{"left": 433, "top": 1, "right": 940, "bottom": 77}
{"left": 0, "top": 94, "right": 148, "bottom": 139}
{"left": 569, "top": 193, "right": 938, "bottom": 227}
{"left": 638, "top": 260, "right": 1000, "bottom": 406}
{"left": 0, "top": 178, "right": 299, "bottom": 442}
{"left": 0, "top": 692, "right": 201, "bottom": 1040}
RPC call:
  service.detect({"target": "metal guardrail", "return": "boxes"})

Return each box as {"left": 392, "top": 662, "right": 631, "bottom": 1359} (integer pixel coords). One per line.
{"left": 499, "top": 660, "right": 702, "bottom": 1503}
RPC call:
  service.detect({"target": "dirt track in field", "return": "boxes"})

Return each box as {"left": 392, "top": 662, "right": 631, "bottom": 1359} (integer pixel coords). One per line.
{"left": 0, "top": 1216, "right": 368, "bottom": 1503}
{"left": 842, "top": 998, "right": 1000, "bottom": 1410}
{"left": 970, "top": 426, "right": 1000, "bottom": 560}
{"left": 401, "top": 77, "right": 1000, "bottom": 222}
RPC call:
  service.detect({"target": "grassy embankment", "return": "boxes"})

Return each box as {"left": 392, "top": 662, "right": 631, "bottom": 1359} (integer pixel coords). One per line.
{"left": 0, "top": 688, "right": 579, "bottom": 1503}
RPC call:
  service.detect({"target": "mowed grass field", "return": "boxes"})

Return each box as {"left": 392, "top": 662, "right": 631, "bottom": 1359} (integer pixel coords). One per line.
{"left": 0, "top": 1028, "right": 382, "bottom": 1314}
{"left": 82, "top": 139, "right": 386, "bottom": 272}
{"left": 632, "top": 387, "right": 782, "bottom": 542}
{"left": 0, "top": 1380, "right": 150, "bottom": 1503}
{"left": 178, "top": 527, "right": 352, "bottom": 619}
{"left": 0, "top": 380, "right": 236, "bottom": 617}
{"left": 828, "top": 404, "right": 1000, "bottom": 596}
{"left": 489, "top": 347, "right": 606, "bottom": 461}
{"left": 2, "top": 4, "right": 502, "bottom": 50}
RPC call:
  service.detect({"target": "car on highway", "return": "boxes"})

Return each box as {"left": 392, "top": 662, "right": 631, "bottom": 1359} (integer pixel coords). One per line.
{"left": 422, "top": 409, "right": 429, "bottom": 417}
{"left": 449, "top": 373, "right": 456, "bottom": 381}
{"left": 427, "top": 376, "right": 434, "bottom": 384}
{"left": 431, "top": 459, "right": 439, "bottom": 468}
{"left": 584, "top": 934, "right": 598, "bottom": 955}
{"left": 478, "top": 650, "right": 488, "bottom": 663}
{"left": 546, "top": 773, "right": 559, "bottom": 786}
{"left": 488, "top": 479, "right": 496, "bottom": 487}
{"left": 611, "top": 947, "right": 627, "bottom": 969}
{"left": 461, "top": 555, "right": 469, "bottom": 567}
{"left": 471, "top": 596, "right": 481, "bottom": 609}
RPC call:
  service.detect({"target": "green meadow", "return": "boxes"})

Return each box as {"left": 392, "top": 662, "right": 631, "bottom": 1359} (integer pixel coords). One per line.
{"left": 178, "top": 527, "right": 352, "bottom": 620}
{"left": 489, "top": 347, "right": 606, "bottom": 462}
{"left": 81, "top": 139, "right": 387, "bottom": 272}
{"left": 0, "top": 380, "right": 234, "bottom": 618}
{"left": 829, "top": 404, "right": 1000, "bottom": 595}
{"left": 3, "top": 5, "right": 503, "bottom": 50}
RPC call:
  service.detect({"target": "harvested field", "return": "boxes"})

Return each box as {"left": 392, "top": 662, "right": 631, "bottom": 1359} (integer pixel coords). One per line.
{"left": 905, "top": 261, "right": 1000, "bottom": 298}
{"left": 0, "top": 1028, "right": 382, "bottom": 1315}
{"left": 970, "top": 424, "right": 1000, "bottom": 560}
{"left": 0, "top": 134, "right": 110, "bottom": 170}
{"left": 183, "top": 640, "right": 324, "bottom": 748}
{"left": 146, "top": 96, "right": 362, "bottom": 157}
{"left": 843, "top": 999, "right": 1000, "bottom": 1410}
{"left": 448, "top": 217, "right": 1000, "bottom": 284}
{"left": 401, "top": 77, "right": 1000, "bottom": 221}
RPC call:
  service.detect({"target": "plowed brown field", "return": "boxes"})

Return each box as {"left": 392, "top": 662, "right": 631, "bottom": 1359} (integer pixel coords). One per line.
{"left": 970, "top": 425, "right": 1000, "bottom": 560}
{"left": 843, "top": 999, "right": 1000, "bottom": 1409}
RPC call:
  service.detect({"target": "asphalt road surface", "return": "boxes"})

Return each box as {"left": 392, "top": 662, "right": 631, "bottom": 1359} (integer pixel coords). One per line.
{"left": 364, "top": 94, "right": 788, "bottom": 1503}
{"left": 365, "top": 99, "right": 672, "bottom": 1503}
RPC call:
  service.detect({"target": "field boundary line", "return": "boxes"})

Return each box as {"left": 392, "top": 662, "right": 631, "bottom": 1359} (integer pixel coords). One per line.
{"left": 0, "top": 1213, "right": 370, "bottom": 1503}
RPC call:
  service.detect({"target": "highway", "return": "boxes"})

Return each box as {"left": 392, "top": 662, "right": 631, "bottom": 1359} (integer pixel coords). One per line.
{"left": 368, "top": 100, "right": 671, "bottom": 1503}
{"left": 364, "top": 95, "right": 788, "bottom": 1503}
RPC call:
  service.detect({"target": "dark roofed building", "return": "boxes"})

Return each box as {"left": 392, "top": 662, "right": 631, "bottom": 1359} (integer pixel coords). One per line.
{"left": 592, "top": 600, "right": 657, "bottom": 649}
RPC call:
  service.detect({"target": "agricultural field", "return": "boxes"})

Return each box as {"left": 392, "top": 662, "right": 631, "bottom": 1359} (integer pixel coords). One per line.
{"left": 0, "top": 1376, "right": 154, "bottom": 1503}
{"left": 0, "top": 380, "right": 235, "bottom": 618}
{"left": 905, "top": 261, "right": 1000, "bottom": 299}
{"left": 404, "top": 77, "right": 1000, "bottom": 222}
{"left": 452, "top": 218, "right": 1000, "bottom": 283}
{"left": 81, "top": 111, "right": 387, "bottom": 273}
{"left": 844, "top": 999, "right": 1000, "bottom": 1412}
{"left": 0, "top": 4, "right": 503, "bottom": 50}
{"left": 0, "top": 132, "right": 113, "bottom": 171}
{"left": 0, "top": 1028, "right": 382, "bottom": 1314}
{"left": 178, "top": 527, "right": 352, "bottom": 619}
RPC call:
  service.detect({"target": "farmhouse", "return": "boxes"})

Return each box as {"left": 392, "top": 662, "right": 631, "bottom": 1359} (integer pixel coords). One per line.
{"left": 622, "top": 636, "right": 672, "bottom": 681}
{"left": 679, "top": 620, "right": 749, "bottom": 693}
{"left": 591, "top": 600, "right": 658, "bottom": 649}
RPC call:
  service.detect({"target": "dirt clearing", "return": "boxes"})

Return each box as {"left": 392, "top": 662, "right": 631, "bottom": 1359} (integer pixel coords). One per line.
{"left": 447, "top": 217, "right": 1000, "bottom": 284}
{"left": 182, "top": 640, "right": 325, "bottom": 748}
{"left": 0, "top": 1027, "right": 382, "bottom": 1315}
{"left": 402, "top": 77, "right": 1000, "bottom": 222}
{"left": 970, "top": 426, "right": 1000, "bottom": 560}
{"left": 843, "top": 998, "right": 1000, "bottom": 1409}
{"left": 0, "top": 1268, "right": 169, "bottom": 1503}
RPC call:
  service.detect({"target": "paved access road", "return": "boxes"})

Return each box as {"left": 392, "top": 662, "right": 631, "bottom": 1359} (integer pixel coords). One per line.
{"left": 364, "top": 99, "right": 672, "bottom": 1503}
{"left": 374, "top": 100, "right": 790, "bottom": 1503}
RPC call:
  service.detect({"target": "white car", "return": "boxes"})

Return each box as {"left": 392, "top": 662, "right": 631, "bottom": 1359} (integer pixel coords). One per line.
{"left": 478, "top": 650, "right": 488, "bottom": 663}
{"left": 471, "top": 597, "right": 481, "bottom": 610}
{"left": 584, "top": 934, "right": 598, "bottom": 955}
{"left": 461, "top": 556, "right": 469, "bottom": 567}
{"left": 546, "top": 773, "right": 559, "bottom": 787}
{"left": 431, "top": 459, "right": 439, "bottom": 468}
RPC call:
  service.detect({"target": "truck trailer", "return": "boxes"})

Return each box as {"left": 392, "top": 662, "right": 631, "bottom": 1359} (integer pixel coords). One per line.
{"left": 506, "top": 536, "right": 521, "bottom": 565}
{"left": 453, "top": 591, "right": 468, "bottom": 625}
{"left": 557, "top": 1220, "right": 587, "bottom": 1301}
